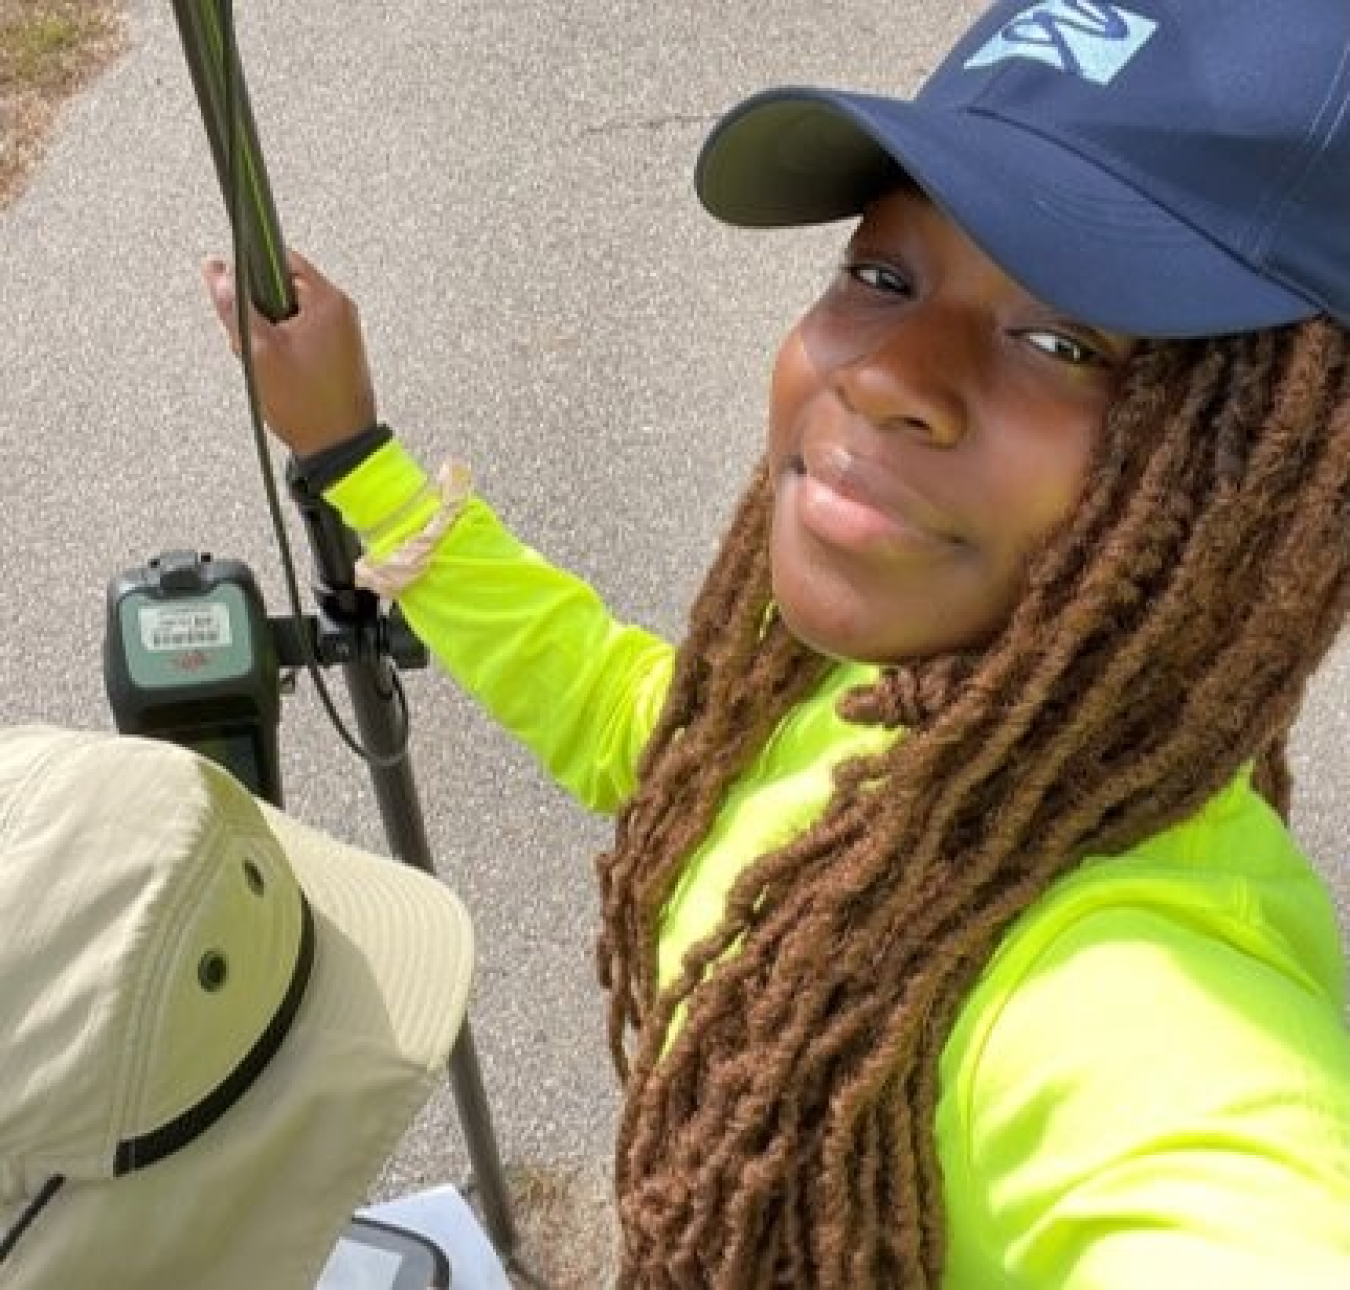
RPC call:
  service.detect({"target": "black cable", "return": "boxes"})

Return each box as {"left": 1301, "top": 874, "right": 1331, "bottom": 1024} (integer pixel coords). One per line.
{"left": 216, "top": 0, "right": 412, "bottom": 771}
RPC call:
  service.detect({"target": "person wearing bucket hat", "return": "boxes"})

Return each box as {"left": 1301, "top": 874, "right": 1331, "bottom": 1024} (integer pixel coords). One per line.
{"left": 0, "top": 724, "right": 475, "bottom": 1289}
{"left": 202, "top": 0, "right": 1350, "bottom": 1284}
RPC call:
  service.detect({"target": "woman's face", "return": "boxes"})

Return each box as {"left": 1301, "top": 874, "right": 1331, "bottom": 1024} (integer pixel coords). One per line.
{"left": 767, "top": 186, "right": 1137, "bottom": 664}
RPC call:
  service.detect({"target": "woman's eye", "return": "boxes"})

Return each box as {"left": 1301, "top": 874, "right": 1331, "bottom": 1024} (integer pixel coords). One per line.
{"left": 1021, "top": 330, "right": 1104, "bottom": 366}
{"left": 842, "top": 261, "right": 912, "bottom": 296}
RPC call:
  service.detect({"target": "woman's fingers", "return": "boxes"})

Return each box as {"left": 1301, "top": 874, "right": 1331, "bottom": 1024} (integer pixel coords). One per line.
{"left": 200, "top": 256, "right": 278, "bottom": 355}
{"left": 198, "top": 250, "right": 377, "bottom": 455}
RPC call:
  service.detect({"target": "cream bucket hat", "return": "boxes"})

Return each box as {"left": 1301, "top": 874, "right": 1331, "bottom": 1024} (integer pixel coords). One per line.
{"left": 0, "top": 725, "right": 474, "bottom": 1289}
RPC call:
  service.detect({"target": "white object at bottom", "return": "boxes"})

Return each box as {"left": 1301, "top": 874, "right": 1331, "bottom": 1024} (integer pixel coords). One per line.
{"left": 316, "top": 1184, "right": 512, "bottom": 1289}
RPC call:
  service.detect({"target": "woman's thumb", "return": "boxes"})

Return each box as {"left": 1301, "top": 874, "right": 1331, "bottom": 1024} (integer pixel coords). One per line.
{"left": 200, "top": 256, "right": 241, "bottom": 341}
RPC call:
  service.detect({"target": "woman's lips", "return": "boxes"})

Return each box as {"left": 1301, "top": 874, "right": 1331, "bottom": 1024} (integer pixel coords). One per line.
{"left": 789, "top": 443, "right": 958, "bottom": 556}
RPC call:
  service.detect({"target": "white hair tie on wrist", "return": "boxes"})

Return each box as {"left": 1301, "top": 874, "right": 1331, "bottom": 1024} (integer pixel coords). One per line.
{"left": 354, "top": 460, "right": 473, "bottom": 599}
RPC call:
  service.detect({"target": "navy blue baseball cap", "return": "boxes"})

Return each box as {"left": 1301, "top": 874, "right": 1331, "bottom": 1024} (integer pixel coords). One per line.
{"left": 695, "top": 0, "right": 1350, "bottom": 339}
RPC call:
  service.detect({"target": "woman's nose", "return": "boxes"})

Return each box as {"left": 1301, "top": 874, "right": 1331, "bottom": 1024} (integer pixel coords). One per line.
{"left": 831, "top": 312, "right": 970, "bottom": 448}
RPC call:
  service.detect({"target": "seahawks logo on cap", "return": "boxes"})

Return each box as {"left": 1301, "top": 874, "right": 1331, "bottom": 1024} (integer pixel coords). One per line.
{"left": 966, "top": 1, "right": 1158, "bottom": 85}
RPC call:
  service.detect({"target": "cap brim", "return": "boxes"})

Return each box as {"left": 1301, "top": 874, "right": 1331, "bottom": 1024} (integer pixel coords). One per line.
{"left": 695, "top": 88, "right": 1317, "bottom": 339}
{"left": 4, "top": 788, "right": 474, "bottom": 1290}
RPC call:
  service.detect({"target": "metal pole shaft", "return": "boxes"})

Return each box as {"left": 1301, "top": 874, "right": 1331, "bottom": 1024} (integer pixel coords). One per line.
{"left": 170, "top": 1, "right": 521, "bottom": 1264}
{"left": 296, "top": 476, "right": 520, "bottom": 1261}
{"left": 449, "top": 1026, "right": 520, "bottom": 1253}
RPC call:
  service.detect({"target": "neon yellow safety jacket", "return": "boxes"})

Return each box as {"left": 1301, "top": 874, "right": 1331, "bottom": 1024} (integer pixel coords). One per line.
{"left": 330, "top": 442, "right": 1350, "bottom": 1288}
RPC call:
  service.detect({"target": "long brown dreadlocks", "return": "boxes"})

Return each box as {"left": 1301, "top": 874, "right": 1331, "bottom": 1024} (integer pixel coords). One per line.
{"left": 594, "top": 318, "right": 1350, "bottom": 1286}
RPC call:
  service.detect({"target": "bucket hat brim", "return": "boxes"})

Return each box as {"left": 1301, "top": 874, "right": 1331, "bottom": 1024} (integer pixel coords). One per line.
{"left": 0, "top": 727, "right": 474, "bottom": 1290}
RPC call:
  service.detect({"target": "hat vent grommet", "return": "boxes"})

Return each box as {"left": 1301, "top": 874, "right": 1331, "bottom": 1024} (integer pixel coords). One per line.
{"left": 198, "top": 951, "right": 229, "bottom": 992}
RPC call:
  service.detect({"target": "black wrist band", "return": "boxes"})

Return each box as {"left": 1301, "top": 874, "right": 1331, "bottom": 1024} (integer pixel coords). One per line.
{"left": 293, "top": 422, "right": 394, "bottom": 492}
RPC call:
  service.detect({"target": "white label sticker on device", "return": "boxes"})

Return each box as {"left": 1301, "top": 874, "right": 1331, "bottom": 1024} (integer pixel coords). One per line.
{"left": 139, "top": 603, "right": 233, "bottom": 652}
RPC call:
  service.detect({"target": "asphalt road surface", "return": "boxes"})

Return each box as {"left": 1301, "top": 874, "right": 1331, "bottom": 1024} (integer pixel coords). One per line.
{"left": 2, "top": 0, "right": 1346, "bottom": 1254}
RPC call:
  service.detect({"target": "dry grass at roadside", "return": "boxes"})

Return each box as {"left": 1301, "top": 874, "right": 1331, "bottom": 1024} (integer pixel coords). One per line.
{"left": 0, "top": 0, "right": 126, "bottom": 206}
{"left": 504, "top": 1158, "right": 618, "bottom": 1288}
